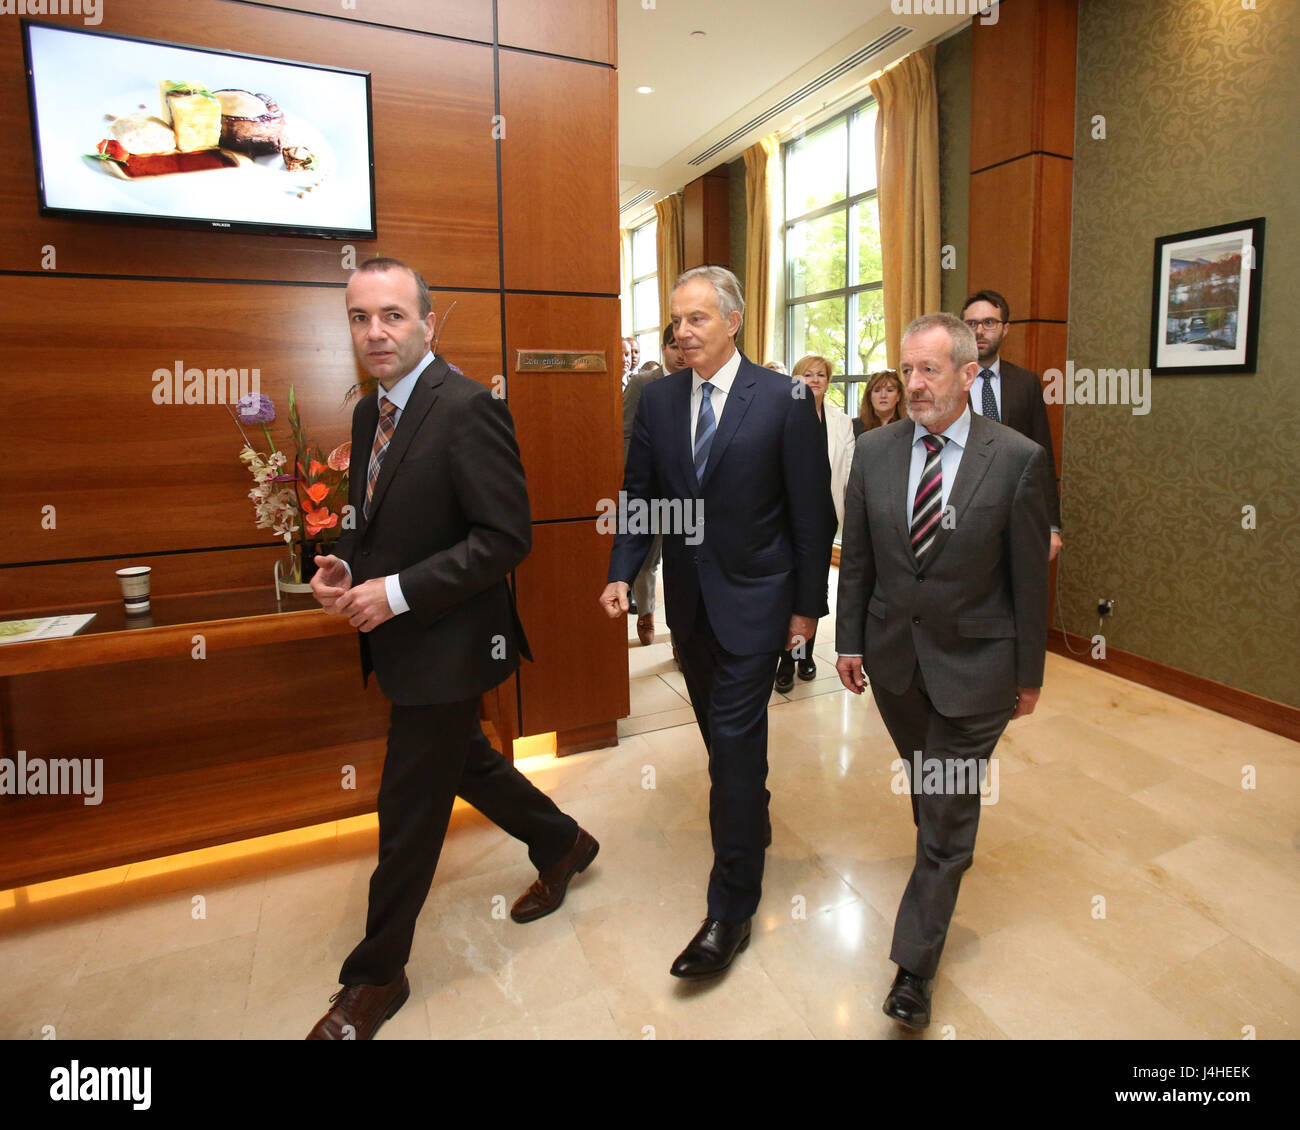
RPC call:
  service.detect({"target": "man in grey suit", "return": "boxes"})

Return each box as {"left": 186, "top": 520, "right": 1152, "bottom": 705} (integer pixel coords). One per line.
{"left": 835, "top": 312, "right": 1051, "bottom": 1029}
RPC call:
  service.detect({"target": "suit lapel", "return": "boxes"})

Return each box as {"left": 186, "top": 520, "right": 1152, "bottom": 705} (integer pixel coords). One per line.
{"left": 699, "top": 355, "right": 756, "bottom": 491}
{"left": 668, "top": 371, "right": 698, "bottom": 497}
{"left": 364, "top": 356, "right": 445, "bottom": 523}
{"left": 923, "top": 413, "right": 995, "bottom": 566}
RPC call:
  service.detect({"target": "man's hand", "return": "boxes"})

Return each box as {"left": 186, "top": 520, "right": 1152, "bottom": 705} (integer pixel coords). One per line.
{"left": 334, "top": 577, "right": 395, "bottom": 633}
{"left": 835, "top": 655, "right": 866, "bottom": 695}
{"left": 1010, "top": 686, "right": 1041, "bottom": 720}
{"left": 786, "top": 614, "right": 817, "bottom": 655}
{"left": 1049, "top": 532, "right": 1062, "bottom": 562}
{"left": 311, "top": 554, "right": 352, "bottom": 613}
{"left": 599, "top": 581, "right": 630, "bottom": 618}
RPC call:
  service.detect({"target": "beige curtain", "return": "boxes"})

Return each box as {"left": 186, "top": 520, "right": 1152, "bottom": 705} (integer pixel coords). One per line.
{"left": 869, "top": 45, "right": 941, "bottom": 370}
{"left": 654, "top": 194, "right": 684, "bottom": 333}
{"left": 742, "top": 135, "right": 779, "bottom": 363}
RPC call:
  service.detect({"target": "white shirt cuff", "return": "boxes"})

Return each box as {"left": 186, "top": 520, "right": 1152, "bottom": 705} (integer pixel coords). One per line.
{"left": 385, "top": 573, "right": 409, "bottom": 616}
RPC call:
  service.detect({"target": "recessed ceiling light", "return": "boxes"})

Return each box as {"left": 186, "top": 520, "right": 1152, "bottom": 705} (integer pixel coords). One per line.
{"left": 636, "top": 85, "right": 654, "bottom": 94}
{"left": 690, "top": 30, "right": 706, "bottom": 37}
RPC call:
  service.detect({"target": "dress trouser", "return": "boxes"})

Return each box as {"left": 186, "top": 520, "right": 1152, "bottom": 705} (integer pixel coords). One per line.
{"left": 779, "top": 623, "right": 817, "bottom": 667}
{"left": 870, "top": 664, "right": 1013, "bottom": 979}
{"left": 631, "top": 533, "right": 663, "bottom": 615}
{"left": 339, "top": 696, "right": 579, "bottom": 986}
{"left": 675, "top": 598, "right": 778, "bottom": 923}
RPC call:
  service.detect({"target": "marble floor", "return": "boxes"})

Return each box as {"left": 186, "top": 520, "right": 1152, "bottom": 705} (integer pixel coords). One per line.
{"left": 2, "top": 572, "right": 1297, "bottom": 1040}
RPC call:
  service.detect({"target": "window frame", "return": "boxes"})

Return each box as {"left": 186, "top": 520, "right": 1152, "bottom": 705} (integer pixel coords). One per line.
{"left": 781, "top": 99, "right": 884, "bottom": 420}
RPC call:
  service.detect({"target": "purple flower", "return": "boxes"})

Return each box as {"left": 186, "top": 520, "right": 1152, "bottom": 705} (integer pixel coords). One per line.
{"left": 236, "top": 393, "right": 276, "bottom": 424}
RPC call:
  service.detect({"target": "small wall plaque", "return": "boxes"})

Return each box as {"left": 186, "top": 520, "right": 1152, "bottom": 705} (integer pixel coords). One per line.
{"left": 516, "top": 349, "right": 608, "bottom": 373}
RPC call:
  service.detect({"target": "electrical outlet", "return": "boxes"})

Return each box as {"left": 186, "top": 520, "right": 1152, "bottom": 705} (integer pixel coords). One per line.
{"left": 1097, "top": 598, "right": 1115, "bottom": 617}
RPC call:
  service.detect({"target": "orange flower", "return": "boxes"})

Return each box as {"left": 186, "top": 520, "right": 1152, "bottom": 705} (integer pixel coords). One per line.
{"left": 327, "top": 442, "right": 351, "bottom": 471}
{"left": 310, "top": 459, "right": 328, "bottom": 476}
{"left": 304, "top": 507, "right": 338, "bottom": 535}
{"left": 304, "top": 482, "right": 330, "bottom": 505}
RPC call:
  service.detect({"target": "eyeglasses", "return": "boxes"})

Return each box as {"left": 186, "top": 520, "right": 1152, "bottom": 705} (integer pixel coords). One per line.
{"left": 963, "top": 317, "right": 1006, "bottom": 331}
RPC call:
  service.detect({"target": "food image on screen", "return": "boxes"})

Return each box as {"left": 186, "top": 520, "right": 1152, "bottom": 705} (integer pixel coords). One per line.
{"left": 23, "top": 21, "right": 376, "bottom": 238}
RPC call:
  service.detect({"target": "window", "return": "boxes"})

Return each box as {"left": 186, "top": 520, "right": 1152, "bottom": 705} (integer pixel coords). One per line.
{"left": 622, "top": 217, "right": 660, "bottom": 376}
{"left": 782, "top": 101, "right": 884, "bottom": 418}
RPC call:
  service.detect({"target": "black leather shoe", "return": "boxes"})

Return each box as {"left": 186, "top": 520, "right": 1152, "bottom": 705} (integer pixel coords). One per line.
{"left": 796, "top": 656, "right": 817, "bottom": 681}
{"left": 882, "top": 966, "right": 932, "bottom": 1029}
{"left": 774, "top": 657, "right": 795, "bottom": 694}
{"left": 669, "top": 918, "right": 751, "bottom": 979}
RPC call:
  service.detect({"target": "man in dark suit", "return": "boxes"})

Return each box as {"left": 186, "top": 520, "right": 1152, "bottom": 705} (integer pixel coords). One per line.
{"left": 960, "top": 289, "right": 1062, "bottom": 560}
{"left": 835, "top": 312, "right": 1050, "bottom": 1029}
{"left": 601, "top": 266, "right": 836, "bottom": 979}
{"left": 306, "top": 257, "right": 596, "bottom": 1040}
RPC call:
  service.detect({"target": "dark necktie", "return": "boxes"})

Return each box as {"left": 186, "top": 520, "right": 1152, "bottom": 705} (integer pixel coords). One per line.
{"left": 979, "top": 368, "right": 999, "bottom": 422}
{"left": 910, "top": 434, "right": 948, "bottom": 560}
{"left": 364, "top": 397, "right": 399, "bottom": 519}
{"left": 693, "top": 382, "right": 716, "bottom": 482}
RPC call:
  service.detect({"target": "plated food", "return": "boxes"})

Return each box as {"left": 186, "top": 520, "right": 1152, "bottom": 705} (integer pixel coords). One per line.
{"left": 89, "top": 78, "right": 319, "bottom": 181}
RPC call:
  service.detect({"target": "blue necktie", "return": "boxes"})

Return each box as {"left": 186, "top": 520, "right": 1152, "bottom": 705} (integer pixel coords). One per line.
{"left": 979, "top": 368, "right": 999, "bottom": 422}
{"left": 694, "top": 382, "right": 716, "bottom": 482}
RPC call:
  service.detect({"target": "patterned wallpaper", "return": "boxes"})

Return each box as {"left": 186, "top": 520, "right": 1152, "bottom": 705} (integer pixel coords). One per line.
{"left": 1066, "top": 0, "right": 1299, "bottom": 706}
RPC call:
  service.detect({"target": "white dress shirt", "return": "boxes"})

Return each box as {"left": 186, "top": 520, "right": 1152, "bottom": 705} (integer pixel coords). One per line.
{"left": 906, "top": 405, "right": 972, "bottom": 526}
{"left": 342, "top": 350, "right": 437, "bottom": 616}
{"left": 689, "top": 347, "right": 742, "bottom": 450}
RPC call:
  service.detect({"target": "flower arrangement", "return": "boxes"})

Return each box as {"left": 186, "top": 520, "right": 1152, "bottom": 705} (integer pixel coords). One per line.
{"left": 228, "top": 389, "right": 350, "bottom": 583}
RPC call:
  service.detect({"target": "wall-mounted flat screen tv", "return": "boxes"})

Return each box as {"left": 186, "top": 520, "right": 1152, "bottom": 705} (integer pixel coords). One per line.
{"left": 22, "top": 20, "right": 376, "bottom": 239}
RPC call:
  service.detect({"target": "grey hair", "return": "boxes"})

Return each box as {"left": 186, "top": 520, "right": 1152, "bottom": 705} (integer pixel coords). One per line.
{"left": 902, "top": 312, "right": 977, "bottom": 370}
{"left": 674, "top": 265, "right": 745, "bottom": 327}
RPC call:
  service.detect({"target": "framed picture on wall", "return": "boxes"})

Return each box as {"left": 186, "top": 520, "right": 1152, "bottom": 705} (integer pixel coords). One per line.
{"left": 1149, "top": 218, "right": 1264, "bottom": 375}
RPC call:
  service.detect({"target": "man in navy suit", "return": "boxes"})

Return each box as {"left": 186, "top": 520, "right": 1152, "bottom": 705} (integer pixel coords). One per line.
{"left": 601, "top": 266, "right": 837, "bottom": 978}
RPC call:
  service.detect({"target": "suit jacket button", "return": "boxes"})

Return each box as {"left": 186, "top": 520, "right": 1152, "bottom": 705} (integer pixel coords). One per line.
{"left": 916, "top": 575, "right": 924, "bottom": 582}
{"left": 912, "top": 615, "right": 921, "bottom": 624}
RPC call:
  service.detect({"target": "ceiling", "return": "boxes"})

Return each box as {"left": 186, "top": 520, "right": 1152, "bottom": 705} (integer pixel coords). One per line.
{"left": 616, "top": 0, "right": 970, "bottom": 225}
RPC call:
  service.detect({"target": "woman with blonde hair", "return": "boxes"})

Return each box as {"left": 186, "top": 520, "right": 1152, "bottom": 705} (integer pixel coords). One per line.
{"left": 854, "top": 369, "right": 905, "bottom": 438}
{"left": 774, "top": 353, "right": 854, "bottom": 692}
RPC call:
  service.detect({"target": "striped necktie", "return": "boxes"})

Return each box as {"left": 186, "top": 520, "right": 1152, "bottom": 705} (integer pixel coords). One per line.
{"left": 910, "top": 434, "right": 948, "bottom": 560}
{"left": 363, "top": 397, "right": 399, "bottom": 519}
{"left": 693, "top": 382, "right": 716, "bottom": 482}
{"left": 979, "top": 368, "right": 999, "bottom": 422}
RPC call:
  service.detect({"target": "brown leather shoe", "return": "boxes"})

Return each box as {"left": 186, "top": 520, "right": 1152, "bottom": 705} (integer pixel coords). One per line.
{"left": 305, "top": 972, "right": 409, "bottom": 1040}
{"left": 637, "top": 614, "right": 655, "bottom": 646}
{"left": 510, "top": 828, "right": 599, "bottom": 923}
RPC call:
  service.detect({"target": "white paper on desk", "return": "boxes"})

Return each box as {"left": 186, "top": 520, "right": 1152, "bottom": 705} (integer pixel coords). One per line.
{"left": 0, "top": 614, "right": 97, "bottom": 645}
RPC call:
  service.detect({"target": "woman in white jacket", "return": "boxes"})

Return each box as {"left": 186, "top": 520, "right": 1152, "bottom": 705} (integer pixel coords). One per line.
{"left": 774, "top": 353, "right": 856, "bottom": 692}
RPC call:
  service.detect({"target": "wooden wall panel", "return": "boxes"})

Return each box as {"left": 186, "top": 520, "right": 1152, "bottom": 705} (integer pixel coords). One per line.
{"left": 967, "top": 154, "right": 1071, "bottom": 323}
{"left": 0, "top": 279, "right": 501, "bottom": 570}
{"left": 3, "top": 548, "right": 287, "bottom": 614}
{"left": 498, "top": 0, "right": 616, "bottom": 65}
{"left": 0, "top": 2, "right": 499, "bottom": 287}
{"left": 499, "top": 52, "right": 619, "bottom": 294}
{"left": 506, "top": 294, "right": 623, "bottom": 522}
{"left": 514, "top": 520, "right": 629, "bottom": 737}
{"left": 970, "top": 0, "right": 1077, "bottom": 169}
{"left": 257, "top": 0, "right": 493, "bottom": 41}
{"left": 682, "top": 165, "right": 732, "bottom": 270}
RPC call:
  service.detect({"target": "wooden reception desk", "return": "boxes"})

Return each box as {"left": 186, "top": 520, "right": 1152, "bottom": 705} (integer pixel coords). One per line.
{"left": 0, "top": 589, "right": 518, "bottom": 891}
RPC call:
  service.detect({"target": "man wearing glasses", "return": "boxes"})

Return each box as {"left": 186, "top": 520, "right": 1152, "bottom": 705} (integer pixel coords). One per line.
{"left": 960, "top": 290, "right": 1062, "bottom": 561}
